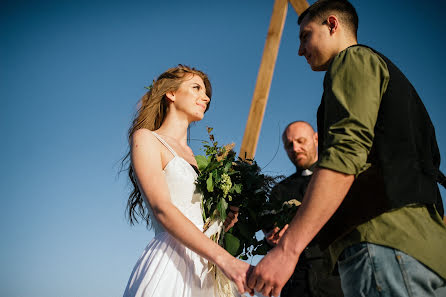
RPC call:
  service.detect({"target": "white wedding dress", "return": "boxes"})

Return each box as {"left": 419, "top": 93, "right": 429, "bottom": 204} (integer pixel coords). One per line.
{"left": 123, "top": 132, "right": 216, "bottom": 297}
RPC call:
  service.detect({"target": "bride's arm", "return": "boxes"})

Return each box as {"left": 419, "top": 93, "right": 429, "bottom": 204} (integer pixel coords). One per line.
{"left": 131, "top": 129, "right": 250, "bottom": 293}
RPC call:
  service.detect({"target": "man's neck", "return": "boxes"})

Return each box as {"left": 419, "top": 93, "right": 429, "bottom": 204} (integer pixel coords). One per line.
{"left": 296, "top": 161, "right": 317, "bottom": 174}
{"left": 337, "top": 39, "right": 358, "bottom": 56}
{"left": 326, "top": 40, "right": 358, "bottom": 70}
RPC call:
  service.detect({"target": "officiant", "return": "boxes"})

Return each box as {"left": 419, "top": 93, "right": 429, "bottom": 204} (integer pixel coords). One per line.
{"left": 264, "top": 121, "right": 343, "bottom": 297}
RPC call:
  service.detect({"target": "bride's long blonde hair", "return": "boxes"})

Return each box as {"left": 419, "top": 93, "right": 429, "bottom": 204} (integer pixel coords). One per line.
{"left": 124, "top": 65, "right": 212, "bottom": 225}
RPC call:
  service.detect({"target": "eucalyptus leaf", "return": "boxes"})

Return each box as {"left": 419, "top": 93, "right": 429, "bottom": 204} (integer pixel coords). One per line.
{"left": 217, "top": 198, "right": 228, "bottom": 221}
{"left": 206, "top": 173, "right": 213, "bottom": 192}
{"left": 212, "top": 169, "right": 220, "bottom": 183}
{"left": 195, "top": 155, "right": 209, "bottom": 171}
{"left": 224, "top": 233, "right": 240, "bottom": 256}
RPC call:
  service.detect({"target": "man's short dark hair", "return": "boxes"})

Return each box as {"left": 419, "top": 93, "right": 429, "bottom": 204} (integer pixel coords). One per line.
{"left": 298, "top": 0, "right": 358, "bottom": 38}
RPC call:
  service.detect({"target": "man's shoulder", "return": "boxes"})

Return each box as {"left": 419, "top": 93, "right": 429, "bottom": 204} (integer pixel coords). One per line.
{"left": 271, "top": 172, "right": 307, "bottom": 194}
{"left": 333, "top": 45, "right": 386, "bottom": 68}
{"left": 275, "top": 172, "right": 302, "bottom": 186}
{"left": 342, "top": 44, "right": 377, "bottom": 57}
{"left": 326, "top": 44, "right": 389, "bottom": 85}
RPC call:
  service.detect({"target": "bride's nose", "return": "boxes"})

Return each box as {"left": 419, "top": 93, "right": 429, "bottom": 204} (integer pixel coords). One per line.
{"left": 202, "top": 94, "right": 210, "bottom": 103}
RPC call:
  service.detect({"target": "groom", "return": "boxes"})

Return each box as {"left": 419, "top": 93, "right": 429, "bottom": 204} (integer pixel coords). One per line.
{"left": 247, "top": 1, "right": 446, "bottom": 296}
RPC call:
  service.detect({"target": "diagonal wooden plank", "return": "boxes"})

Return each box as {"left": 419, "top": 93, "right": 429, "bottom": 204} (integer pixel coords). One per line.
{"left": 239, "top": 0, "right": 288, "bottom": 160}
{"left": 288, "top": 0, "right": 309, "bottom": 15}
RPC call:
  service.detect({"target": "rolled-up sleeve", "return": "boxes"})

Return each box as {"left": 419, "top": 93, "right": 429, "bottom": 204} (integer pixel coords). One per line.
{"left": 317, "top": 47, "right": 390, "bottom": 175}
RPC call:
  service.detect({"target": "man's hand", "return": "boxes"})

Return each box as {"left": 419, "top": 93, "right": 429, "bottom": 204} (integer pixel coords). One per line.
{"left": 248, "top": 168, "right": 354, "bottom": 296}
{"left": 247, "top": 245, "right": 298, "bottom": 296}
{"left": 224, "top": 206, "right": 239, "bottom": 232}
{"left": 264, "top": 224, "right": 289, "bottom": 246}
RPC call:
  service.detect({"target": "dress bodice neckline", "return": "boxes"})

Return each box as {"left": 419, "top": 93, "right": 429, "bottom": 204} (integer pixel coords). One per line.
{"left": 164, "top": 155, "right": 200, "bottom": 177}
{"left": 151, "top": 131, "right": 199, "bottom": 176}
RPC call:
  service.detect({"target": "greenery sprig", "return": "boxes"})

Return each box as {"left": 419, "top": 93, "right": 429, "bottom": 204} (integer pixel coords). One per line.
{"left": 259, "top": 199, "right": 302, "bottom": 230}
{"left": 144, "top": 83, "right": 153, "bottom": 91}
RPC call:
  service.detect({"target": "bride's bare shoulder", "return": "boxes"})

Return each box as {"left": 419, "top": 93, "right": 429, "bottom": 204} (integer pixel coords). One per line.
{"left": 132, "top": 128, "right": 156, "bottom": 140}
{"left": 131, "top": 128, "right": 160, "bottom": 150}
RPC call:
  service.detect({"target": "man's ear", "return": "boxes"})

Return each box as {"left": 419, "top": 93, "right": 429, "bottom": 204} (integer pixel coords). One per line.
{"left": 165, "top": 91, "right": 175, "bottom": 102}
{"left": 327, "top": 15, "right": 339, "bottom": 34}
{"left": 314, "top": 132, "right": 318, "bottom": 146}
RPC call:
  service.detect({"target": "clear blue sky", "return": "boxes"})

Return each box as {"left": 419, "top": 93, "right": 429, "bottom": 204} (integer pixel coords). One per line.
{"left": 2, "top": 0, "right": 445, "bottom": 296}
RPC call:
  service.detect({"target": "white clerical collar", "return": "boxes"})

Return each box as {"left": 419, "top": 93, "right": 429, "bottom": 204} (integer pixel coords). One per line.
{"left": 301, "top": 169, "right": 313, "bottom": 176}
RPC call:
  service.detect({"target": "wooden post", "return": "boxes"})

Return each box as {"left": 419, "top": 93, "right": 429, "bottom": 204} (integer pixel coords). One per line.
{"left": 289, "top": 0, "right": 309, "bottom": 15}
{"left": 238, "top": 0, "right": 309, "bottom": 160}
{"left": 238, "top": 0, "right": 288, "bottom": 160}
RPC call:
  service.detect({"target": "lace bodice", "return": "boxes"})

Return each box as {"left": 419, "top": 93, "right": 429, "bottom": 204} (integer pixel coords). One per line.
{"left": 143, "top": 132, "right": 204, "bottom": 235}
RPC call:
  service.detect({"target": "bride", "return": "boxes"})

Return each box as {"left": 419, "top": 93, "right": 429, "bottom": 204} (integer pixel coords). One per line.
{"left": 122, "top": 65, "right": 251, "bottom": 297}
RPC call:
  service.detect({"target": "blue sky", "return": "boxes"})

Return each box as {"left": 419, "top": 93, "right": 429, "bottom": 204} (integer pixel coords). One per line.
{"left": 2, "top": 0, "right": 445, "bottom": 296}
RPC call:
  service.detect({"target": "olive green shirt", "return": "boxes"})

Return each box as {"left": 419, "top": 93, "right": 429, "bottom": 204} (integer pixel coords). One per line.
{"left": 317, "top": 46, "right": 446, "bottom": 279}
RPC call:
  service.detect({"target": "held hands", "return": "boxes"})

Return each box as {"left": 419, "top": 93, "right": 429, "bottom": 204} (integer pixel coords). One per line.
{"left": 219, "top": 255, "right": 255, "bottom": 295}
{"left": 247, "top": 246, "right": 298, "bottom": 297}
{"left": 222, "top": 208, "right": 295, "bottom": 296}
{"left": 264, "top": 224, "right": 289, "bottom": 246}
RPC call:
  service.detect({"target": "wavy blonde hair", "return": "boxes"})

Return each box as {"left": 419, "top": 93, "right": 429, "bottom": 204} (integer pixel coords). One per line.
{"left": 124, "top": 65, "right": 212, "bottom": 225}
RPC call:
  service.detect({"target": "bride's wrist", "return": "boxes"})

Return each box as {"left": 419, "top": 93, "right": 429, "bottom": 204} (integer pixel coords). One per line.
{"left": 212, "top": 249, "right": 231, "bottom": 268}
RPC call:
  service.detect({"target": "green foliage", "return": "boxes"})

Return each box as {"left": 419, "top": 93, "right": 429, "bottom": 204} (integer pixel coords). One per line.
{"left": 217, "top": 198, "right": 228, "bottom": 221}
{"left": 260, "top": 199, "right": 301, "bottom": 230}
{"left": 224, "top": 232, "right": 240, "bottom": 256}
{"left": 206, "top": 173, "right": 214, "bottom": 192}
{"left": 144, "top": 83, "right": 153, "bottom": 91}
{"left": 195, "top": 127, "right": 280, "bottom": 258}
{"left": 195, "top": 155, "right": 209, "bottom": 171}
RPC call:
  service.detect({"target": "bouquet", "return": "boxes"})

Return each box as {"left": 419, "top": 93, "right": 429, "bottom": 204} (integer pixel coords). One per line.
{"left": 195, "top": 128, "right": 280, "bottom": 259}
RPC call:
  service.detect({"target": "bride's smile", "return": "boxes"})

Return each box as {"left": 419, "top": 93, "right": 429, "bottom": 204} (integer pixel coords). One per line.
{"left": 166, "top": 74, "right": 210, "bottom": 123}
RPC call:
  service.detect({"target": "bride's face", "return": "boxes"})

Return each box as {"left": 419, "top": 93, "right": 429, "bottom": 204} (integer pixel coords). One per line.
{"left": 169, "top": 74, "right": 210, "bottom": 122}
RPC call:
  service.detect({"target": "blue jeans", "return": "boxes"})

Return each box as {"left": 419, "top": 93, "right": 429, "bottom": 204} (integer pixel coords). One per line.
{"left": 337, "top": 242, "right": 446, "bottom": 297}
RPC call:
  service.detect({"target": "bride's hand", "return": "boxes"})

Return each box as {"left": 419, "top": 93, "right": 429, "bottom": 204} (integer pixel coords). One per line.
{"left": 218, "top": 256, "right": 255, "bottom": 295}
{"left": 224, "top": 206, "right": 239, "bottom": 232}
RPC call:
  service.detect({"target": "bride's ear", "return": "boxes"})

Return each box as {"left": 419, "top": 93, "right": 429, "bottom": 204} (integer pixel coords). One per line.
{"left": 165, "top": 91, "right": 175, "bottom": 102}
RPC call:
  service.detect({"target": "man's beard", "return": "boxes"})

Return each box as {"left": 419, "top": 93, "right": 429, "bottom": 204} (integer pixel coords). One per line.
{"left": 294, "top": 153, "right": 309, "bottom": 169}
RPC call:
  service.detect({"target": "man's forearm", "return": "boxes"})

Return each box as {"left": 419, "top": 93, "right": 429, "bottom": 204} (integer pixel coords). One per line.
{"left": 277, "top": 167, "right": 354, "bottom": 257}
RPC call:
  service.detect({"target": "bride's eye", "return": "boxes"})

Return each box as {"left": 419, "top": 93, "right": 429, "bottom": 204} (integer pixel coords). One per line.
{"left": 193, "top": 85, "right": 200, "bottom": 91}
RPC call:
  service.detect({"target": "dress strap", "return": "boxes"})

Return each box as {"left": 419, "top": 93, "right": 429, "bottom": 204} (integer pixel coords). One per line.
{"left": 151, "top": 131, "right": 178, "bottom": 157}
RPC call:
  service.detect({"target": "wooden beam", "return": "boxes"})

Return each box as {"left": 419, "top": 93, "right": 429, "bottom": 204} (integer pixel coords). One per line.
{"left": 288, "top": 0, "right": 309, "bottom": 15}
{"left": 239, "top": 0, "right": 288, "bottom": 160}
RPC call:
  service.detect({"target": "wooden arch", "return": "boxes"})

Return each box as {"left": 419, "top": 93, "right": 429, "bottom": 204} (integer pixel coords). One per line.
{"left": 239, "top": 0, "right": 309, "bottom": 160}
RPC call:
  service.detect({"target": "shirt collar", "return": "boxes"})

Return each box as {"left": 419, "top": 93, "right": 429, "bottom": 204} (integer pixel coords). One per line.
{"left": 296, "top": 162, "right": 317, "bottom": 177}
{"left": 301, "top": 169, "right": 313, "bottom": 176}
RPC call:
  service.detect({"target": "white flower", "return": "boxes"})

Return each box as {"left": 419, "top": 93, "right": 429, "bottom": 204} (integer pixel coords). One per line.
{"left": 219, "top": 173, "right": 232, "bottom": 198}
{"left": 282, "top": 199, "right": 301, "bottom": 207}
